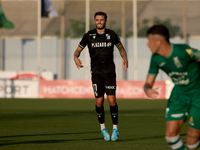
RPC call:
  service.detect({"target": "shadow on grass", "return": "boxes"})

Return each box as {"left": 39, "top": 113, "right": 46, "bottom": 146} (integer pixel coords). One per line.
{"left": 0, "top": 131, "right": 99, "bottom": 139}
{"left": 0, "top": 138, "right": 102, "bottom": 147}
{"left": 0, "top": 132, "right": 186, "bottom": 147}
{"left": 117, "top": 133, "right": 186, "bottom": 142}
{"left": 0, "top": 131, "right": 101, "bottom": 147}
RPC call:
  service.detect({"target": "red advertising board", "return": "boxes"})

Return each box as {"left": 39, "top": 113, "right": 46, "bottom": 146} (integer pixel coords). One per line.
{"left": 116, "top": 81, "right": 165, "bottom": 99}
{"left": 39, "top": 80, "right": 166, "bottom": 99}
{"left": 39, "top": 80, "right": 94, "bottom": 98}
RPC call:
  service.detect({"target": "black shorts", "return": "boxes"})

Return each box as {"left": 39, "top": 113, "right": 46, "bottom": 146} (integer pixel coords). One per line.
{"left": 91, "top": 72, "right": 116, "bottom": 98}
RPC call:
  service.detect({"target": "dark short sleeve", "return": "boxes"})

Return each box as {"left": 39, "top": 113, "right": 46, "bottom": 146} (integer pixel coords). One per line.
{"left": 79, "top": 33, "right": 88, "bottom": 49}
{"left": 113, "top": 32, "right": 121, "bottom": 46}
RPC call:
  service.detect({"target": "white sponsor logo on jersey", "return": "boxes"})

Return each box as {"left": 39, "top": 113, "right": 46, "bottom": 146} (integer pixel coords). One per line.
{"left": 105, "top": 86, "right": 116, "bottom": 89}
{"left": 89, "top": 33, "right": 96, "bottom": 36}
{"left": 168, "top": 71, "right": 188, "bottom": 77}
{"left": 171, "top": 113, "right": 184, "bottom": 118}
{"left": 189, "top": 122, "right": 194, "bottom": 126}
{"left": 159, "top": 62, "right": 166, "bottom": 67}
{"left": 91, "top": 42, "right": 112, "bottom": 48}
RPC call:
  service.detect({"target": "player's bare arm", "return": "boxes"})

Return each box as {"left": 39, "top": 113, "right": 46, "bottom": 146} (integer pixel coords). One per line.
{"left": 144, "top": 75, "right": 159, "bottom": 100}
{"left": 74, "top": 46, "right": 84, "bottom": 69}
{"left": 116, "top": 44, "right": 128, "bottom": 71}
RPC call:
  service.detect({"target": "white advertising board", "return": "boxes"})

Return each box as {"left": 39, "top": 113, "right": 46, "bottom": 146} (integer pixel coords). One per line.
{"left": 0, "top": 80, "right": 39, "bottom": 98}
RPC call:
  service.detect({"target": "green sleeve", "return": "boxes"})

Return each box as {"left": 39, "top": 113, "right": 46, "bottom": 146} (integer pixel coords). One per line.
{"left": 185, "top": 48, "right": 200, "bottom": 61}
{"left": 148, "top": 55, "right": 159, "bottom": 75}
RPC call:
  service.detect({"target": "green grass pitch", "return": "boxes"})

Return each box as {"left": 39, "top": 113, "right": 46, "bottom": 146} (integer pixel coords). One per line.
{"left": 0, "top": 98, "right": 193, "bottom": 150}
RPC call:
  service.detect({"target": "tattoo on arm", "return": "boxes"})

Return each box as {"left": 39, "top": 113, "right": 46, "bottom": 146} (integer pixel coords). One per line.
{"left": 120, "top": 51, "right": 126, "bottom": 59}
{"left": 118, "top": 45, "right": 127, "bottom": 60}
{"left": 74, "top": 47, "right": 83, "bottom": 59}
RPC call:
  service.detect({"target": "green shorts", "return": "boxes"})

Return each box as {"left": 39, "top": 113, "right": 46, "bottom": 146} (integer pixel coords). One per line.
{"left": 166, "top": 87, "right": 200, "bottom": 130}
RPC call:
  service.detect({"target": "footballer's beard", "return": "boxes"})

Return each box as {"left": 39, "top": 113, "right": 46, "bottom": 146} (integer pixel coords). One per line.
{"left": 96, "top": 24, "right": 106, "bottom": 30}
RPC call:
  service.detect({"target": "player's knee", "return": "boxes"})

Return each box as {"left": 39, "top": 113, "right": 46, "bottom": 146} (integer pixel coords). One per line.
{"left": 186, "top": 140, "right": 200, "bottom": 149}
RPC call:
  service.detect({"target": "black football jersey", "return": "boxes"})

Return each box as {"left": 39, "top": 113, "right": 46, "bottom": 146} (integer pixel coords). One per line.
{"left": 79, "top": 28, "right": 121, "bottom": 74}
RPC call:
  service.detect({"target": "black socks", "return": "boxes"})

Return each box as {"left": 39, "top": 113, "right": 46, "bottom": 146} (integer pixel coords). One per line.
{"left": 95, "top": 105, "right": 105, "bottom": 124}
{"left": 110, "top": 104, "right": 118, "bottom": 125}
{"left": 96, "top": 104, "right": 118, "bottom": 125}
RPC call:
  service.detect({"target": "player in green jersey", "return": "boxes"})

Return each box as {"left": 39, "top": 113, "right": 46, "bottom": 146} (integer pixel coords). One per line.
{"left": 144, "top": 24, "right": 200, "bottom": 150}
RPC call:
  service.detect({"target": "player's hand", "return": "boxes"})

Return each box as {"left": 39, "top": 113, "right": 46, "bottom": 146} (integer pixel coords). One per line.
{"left": 145, "top": 87, "right": 159, "bottom": 100}
{"left": 123, "top": 60, "right": 128, "bottom": 71}
{"left": 74, "top": 57, "right": 83, "bottom": 69}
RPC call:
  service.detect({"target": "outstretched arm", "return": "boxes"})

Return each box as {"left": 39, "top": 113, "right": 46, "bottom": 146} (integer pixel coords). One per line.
{"left": 74, "top": 46, "right": 84, "bottom": 69}
{"left": 144, "top": 75, "right": 159, "bottom": 100}
{"left": 116, "top": 44, "right": 128, "bottom": 71}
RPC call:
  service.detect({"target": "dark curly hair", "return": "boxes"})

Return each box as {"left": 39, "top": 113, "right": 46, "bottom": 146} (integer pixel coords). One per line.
{"left": 94, "top": 11, "right": 107, "bottom": 20}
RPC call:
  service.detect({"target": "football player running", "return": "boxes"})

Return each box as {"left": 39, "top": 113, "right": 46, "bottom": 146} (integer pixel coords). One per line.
{"left": 144, "top": 24, "right": 200, "bottom": 150}
{"left": 74, "top": 11, "right": 128, "bottom": 141}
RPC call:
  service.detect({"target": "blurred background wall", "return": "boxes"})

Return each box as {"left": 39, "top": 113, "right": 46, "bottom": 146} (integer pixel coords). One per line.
{"left": 1, "top": 0, "right": 200, "bottom": 81}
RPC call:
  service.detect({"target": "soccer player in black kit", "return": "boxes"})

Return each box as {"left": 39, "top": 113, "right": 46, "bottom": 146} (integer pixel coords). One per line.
{"left": 74, "top": 11, "right": 128, "bottom": 141}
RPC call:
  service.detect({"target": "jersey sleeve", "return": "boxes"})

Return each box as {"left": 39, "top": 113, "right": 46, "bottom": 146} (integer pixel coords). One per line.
{"left": 185, "top": 48, "right": 200, "bottom": 62}
{"left": 148, "top": 55, "right": 159, "bottom": 76}
{"left": 114, "top": 32, "right": 121, "bottom": 46}
{"left": 79, "top": 33, "right": 88, "bottom": 49}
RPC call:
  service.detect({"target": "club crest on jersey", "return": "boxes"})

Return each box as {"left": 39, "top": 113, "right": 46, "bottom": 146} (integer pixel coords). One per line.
{"left": 106, "top": 34, "right": 110, "bottom": 40}
{"left": 93, "top": 36, "right": 96, "bottom": 39}
{"left": 189, "top": 116, "right": 193, "bottom": 123}
{"left": 189, "top": 116, "right": 194, "bottom": 126}
{"left": 173, "top": 57, "right": 182, "bottom": 68}
{"left": 186, "top": 49, "right": 193, "bottom": 56}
